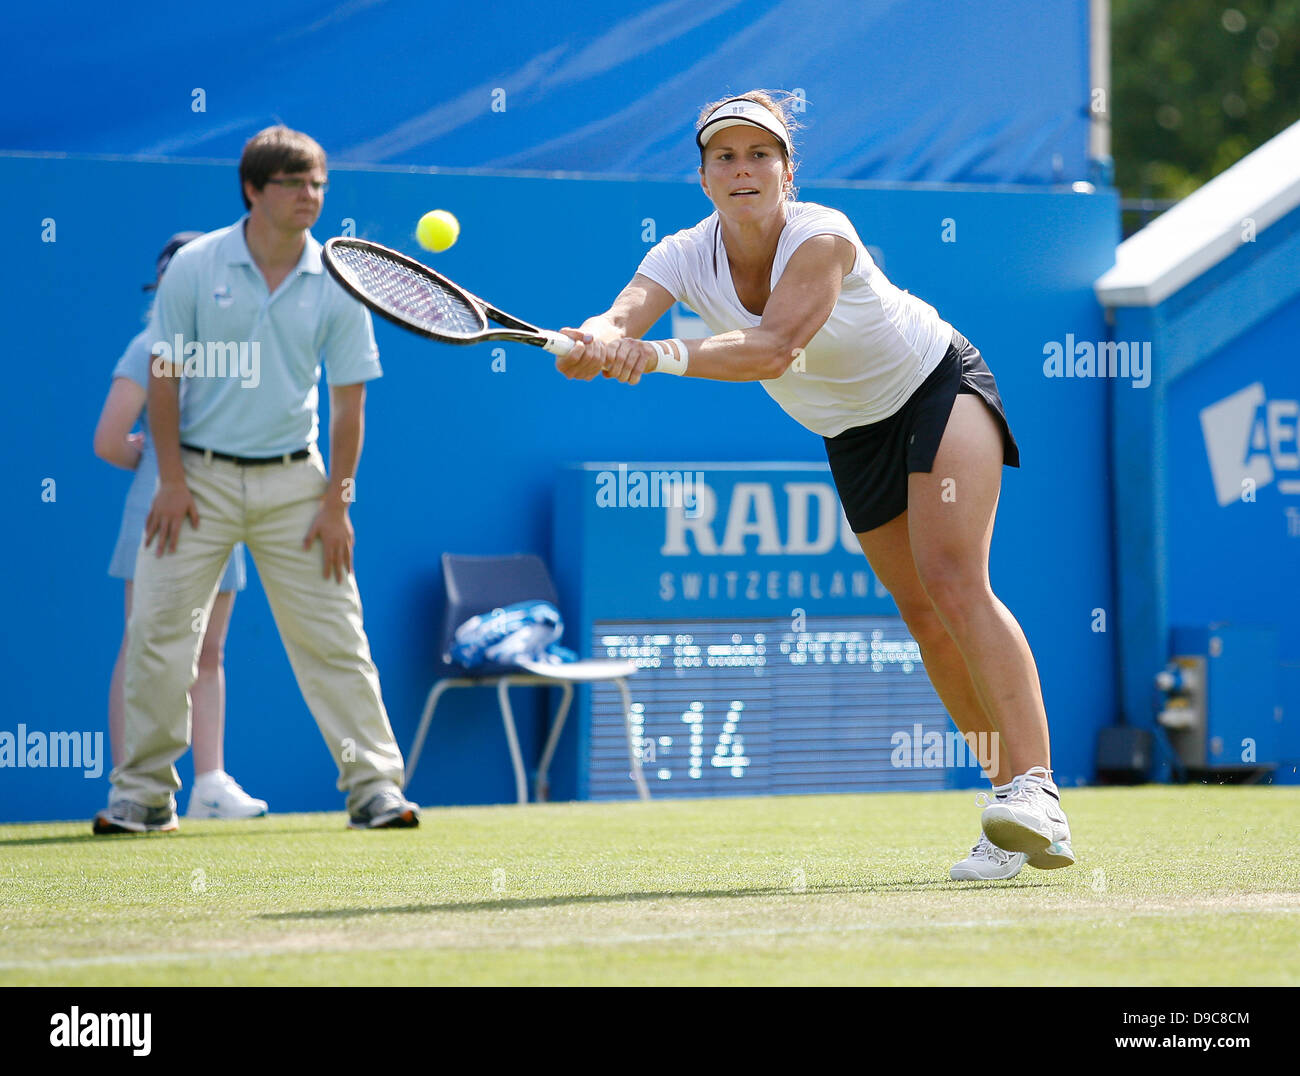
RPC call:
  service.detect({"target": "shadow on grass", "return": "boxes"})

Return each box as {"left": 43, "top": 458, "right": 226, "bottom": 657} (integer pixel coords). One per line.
{"left": 0, "top": 826, "right": 320, "bottom": 848}
{"left": 262, "top": 876, "right": 1049, "bottom": 920}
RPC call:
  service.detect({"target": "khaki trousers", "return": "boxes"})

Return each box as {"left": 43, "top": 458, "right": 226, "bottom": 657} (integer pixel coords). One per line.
{"left": 115, "top": 447, "right": 405, "bottom": 814}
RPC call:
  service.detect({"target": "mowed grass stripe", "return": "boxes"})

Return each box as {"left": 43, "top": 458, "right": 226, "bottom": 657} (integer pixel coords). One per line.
{"left": 3, "top": 898, "right": 1297, "bottom": 963}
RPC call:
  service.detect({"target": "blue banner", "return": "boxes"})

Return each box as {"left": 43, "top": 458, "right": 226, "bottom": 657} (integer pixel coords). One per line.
{"left": 4, "top": 0, "right": 1091, "bottom": 186}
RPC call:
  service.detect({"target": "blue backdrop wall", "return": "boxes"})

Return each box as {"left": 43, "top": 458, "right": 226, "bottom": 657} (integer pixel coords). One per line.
{"left": 0, "top": 154, "right": 1118, "bottom": 821}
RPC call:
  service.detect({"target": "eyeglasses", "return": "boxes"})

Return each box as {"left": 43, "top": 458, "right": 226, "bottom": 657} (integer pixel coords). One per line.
{"left": 265, "top": 178, "right": 329, "bottom": 193}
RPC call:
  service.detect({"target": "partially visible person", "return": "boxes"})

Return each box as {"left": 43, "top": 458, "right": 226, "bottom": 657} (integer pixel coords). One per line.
{"left": 93, "top": 232, "right": 268, "bottom": 820}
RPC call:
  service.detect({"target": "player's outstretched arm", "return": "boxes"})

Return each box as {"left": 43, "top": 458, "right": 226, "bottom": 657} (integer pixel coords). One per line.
{"left": 557, "top": 274, "right": 674, "bottom": 381}
{"left": 566, "top": 236, "right": 854, "bottom": 385}
{"left": 585, "top": 274, "right": 676, "bottom": 343}
{"left": 673, "top": 234, "right": 853, "bottom": 382}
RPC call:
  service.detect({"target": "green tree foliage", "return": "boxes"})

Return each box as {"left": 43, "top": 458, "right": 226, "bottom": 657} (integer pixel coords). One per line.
{"left": 1112, "top": 1, "right": 1300, "bottom": 202}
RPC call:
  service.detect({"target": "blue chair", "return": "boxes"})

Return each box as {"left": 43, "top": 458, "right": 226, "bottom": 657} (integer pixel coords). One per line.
{"left": 404, "top": 553, "right": 648, "bottom": 803}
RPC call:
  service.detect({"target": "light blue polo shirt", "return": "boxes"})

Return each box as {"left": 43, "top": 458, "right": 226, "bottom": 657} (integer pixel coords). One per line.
{"left": 149, "top": 218, "right": 381, "bottom": 458}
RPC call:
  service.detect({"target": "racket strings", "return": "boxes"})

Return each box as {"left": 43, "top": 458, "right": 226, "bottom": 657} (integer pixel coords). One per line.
{"left": 335, "top": 247, "right": 484, "bottom": 335}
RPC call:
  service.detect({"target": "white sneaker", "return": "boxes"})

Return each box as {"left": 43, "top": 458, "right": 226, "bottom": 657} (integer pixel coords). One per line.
{"left": 186, "top": 771, "right": 269, "bottom": 819}
{"left": 950, "top": 833, "right": 1027, "bottom": 880}
{"left": 980, "top": 766, "right": 1074, "bottom": 869}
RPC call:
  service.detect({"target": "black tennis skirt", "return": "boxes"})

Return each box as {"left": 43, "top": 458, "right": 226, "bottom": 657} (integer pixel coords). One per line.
{"left": 824, "top": 331, "right": 1019, "bottom": 534}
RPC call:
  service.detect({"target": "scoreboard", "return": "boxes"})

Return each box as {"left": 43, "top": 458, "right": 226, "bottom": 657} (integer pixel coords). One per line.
{"left": 552, "top": 463, "right": 983, "bottom": 800}
{"left": 587, "top": 618, "right": 950, "bottom": 799}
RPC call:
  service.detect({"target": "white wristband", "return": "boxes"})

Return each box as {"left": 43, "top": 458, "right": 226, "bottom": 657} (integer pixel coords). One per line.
{"left": 650, "top": 338, "right": 689, "bottom": 376}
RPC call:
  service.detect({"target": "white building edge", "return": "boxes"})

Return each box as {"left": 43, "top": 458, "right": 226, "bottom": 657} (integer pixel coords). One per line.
{"left": 1095, "top": 119, "right": 1300, "bottom": 308}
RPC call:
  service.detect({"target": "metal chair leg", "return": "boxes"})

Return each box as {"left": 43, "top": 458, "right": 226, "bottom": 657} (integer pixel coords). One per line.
{"left": 618, "top": 677, "right": 651, "bottom": 800}
{"left": 409, "top": 675, "right": 647, "bottom": 804}
{"left": 405, "top": 679, "right": 458, "bottom": 791}
{"left": 496, "top": 678, "right": 529, "bottom": 805}
{"left": 535, "top": 683, "right": 574, "bottom": 802}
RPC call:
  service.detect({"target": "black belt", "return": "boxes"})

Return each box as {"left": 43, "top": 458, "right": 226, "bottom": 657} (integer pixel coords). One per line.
{"left": 182, "top": 444, "right": 310, "bottom": 467}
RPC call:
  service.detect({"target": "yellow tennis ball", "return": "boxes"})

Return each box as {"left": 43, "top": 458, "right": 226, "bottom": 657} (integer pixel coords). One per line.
{"left": 416, "top": 209, "right": 459, "bottom": 252}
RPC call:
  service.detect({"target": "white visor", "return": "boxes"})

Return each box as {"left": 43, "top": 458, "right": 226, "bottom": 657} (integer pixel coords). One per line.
{"left": 696, "top": 98, "right": 792, "bottom": 157}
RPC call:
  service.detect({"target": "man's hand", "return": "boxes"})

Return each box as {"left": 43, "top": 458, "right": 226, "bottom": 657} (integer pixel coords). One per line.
{"left": 554, "top": 330, "right": 606, "bottom": 380}
{"left": 145, "top": 479, "right": 199, "bottom": 555}
{"left": 304, "top": 500, "right": 354, "bottom": 582}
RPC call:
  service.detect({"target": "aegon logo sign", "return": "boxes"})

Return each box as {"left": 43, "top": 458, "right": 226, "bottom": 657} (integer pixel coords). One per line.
{"left": 1200, "top": 382, "right": 1300, "bottom": 507}
{"left": 661, "top": 482, "right": 860, "bottom": 556}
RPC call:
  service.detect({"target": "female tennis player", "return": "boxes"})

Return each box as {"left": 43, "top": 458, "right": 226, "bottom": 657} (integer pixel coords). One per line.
{"left": 556, "top": 91, "right": 1073, "bottom": 880}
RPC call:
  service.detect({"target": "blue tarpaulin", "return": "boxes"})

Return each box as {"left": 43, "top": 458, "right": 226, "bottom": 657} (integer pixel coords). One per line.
{"left": 6, "top": 0, "right": 1090, "bottom": 185}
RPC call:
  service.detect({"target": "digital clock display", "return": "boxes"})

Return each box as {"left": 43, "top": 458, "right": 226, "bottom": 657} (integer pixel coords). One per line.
{"left": 587, "top": 616, "right": 953, "bottom": 799}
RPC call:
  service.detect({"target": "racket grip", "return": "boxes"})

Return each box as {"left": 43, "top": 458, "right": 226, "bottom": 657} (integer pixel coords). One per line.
{"left": 542, "top": 332, "right": 575, "bottom": 357}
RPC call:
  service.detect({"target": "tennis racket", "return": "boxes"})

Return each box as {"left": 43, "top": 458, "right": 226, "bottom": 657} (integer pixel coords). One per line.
{"left": 321, "top": 237, "right": 574, "bottom": 356}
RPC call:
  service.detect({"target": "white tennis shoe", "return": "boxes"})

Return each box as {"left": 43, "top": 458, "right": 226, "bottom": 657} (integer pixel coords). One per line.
{"left": 980, "top": 766, "right": 1075, "bottom": 869}
{"left": 950, "top": 833, "right": 1028, "bottom": 881}
{"left": 186, "top": 770, "right": 269, "bottom": 819}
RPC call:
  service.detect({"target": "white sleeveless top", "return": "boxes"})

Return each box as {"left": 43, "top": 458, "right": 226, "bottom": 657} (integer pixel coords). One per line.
{"left": 636, "top": 201, "right": 953, "bottom": 437}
